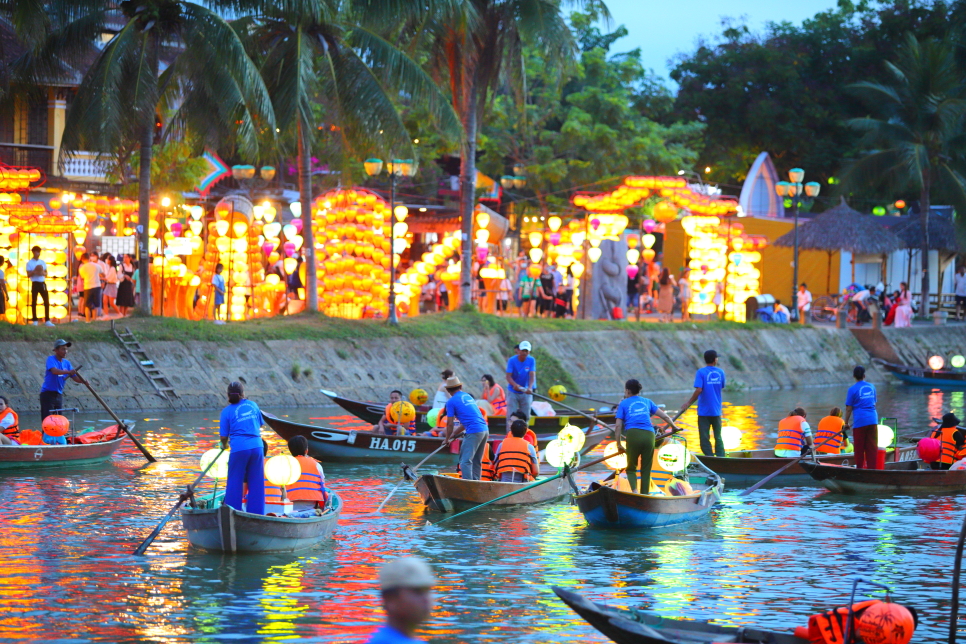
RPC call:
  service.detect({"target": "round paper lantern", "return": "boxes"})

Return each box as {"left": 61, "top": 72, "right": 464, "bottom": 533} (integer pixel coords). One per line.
{"left": 200, "top": 448, "right": 230, "bottom": 480}
{"left": 928, "top": 355, "right": 945, "bottom": 370}
{"left": 265, "top": 454, "right": 302, "bottom": 486}
{"left": 626, "top": 248, "right": 640, "bottom": 264}
{"left": 283, "top": 242, "right": 296, "bottom": 257}
{"left": 642, "top": 220, "right": 656, "bottom": 233}
{"left": 641, "top": 249, "right": 655, "bottom": 262}
{"left": 951, "top": 355, "right": 966, "bottom": 369}
{"left": 652, "top": 201, "right": 678, "bottom": 222}
{"left": 409, "top": 388, "right": 428, "bottom": 406}
{"left": 602, "top": 441, "right": 627, "bottom": 470}
{"left": 547, "top": 216, "right": 562, "bottom": 232}
{"left": 657, "top": 443, "right": 690, "bottom": 471}
{"left": 627, "top": 265, "right": 639, "bottom": 279}
{"left": 388, "top": 401, "right": 416, "bottom": 424}
{"left": 529, "top": 247, "right": 543, "bottom": 263}
{"left": 588, "top": 247, "right": 602, "bottom": 263}
{"left": 548, "top": 384, "right": 567, "bottom": 401}
{"left": 426, "top": 408, "right": 441, "bottom": 428}
{"left": 544, "top": 439, "right": 576, "bottom": 469}
{"left": 877, "top": 424, "right": 895, "bottom": 448}
{"left": 42, "top": 415, "right": 70, "bottom": 437}
{"left": 721, "top": 425, "right": 742, "bottom": 451}
{"left": 856, "top": 602, "right": 915, "bottom": 644}
{"left": 557, "top": 424, "right": 586, "bottom": 452}
{"left": 642, "top": 233, "right": 656, "bottom": 249}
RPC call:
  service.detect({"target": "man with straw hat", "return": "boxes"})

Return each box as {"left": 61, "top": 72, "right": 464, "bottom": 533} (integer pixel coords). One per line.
{"left": 366, "top": 557, "right": 437, "bottom": 644}
{"left": 442, "top": 375, "right": 490, "bottom": 480}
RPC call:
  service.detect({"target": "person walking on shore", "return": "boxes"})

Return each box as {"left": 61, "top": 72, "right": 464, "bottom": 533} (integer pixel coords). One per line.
{"left": 675, "top": 350, "right": 726, "bottom": 456}
{"left": 40, "top": 339, "right": 86, "bottom": 422}
{"left": 220, "top": 381, "right": 267, "bottom": 514}
{"left": 442, "top": 376, "right": 489, "bottom": 480}
{"left": 365, "top": 557, "right": 437, "bottom": 644}
{"left": 843, "top": 365, "right": 878, "bottom": 469}
{"left": 615, "top": 378, "right": 680, "bottom": 494}
{"left": 505, "top": 341, "right": 536, "bottom": 430}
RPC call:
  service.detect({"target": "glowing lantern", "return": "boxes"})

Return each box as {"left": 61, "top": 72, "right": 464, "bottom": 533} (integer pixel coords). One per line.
{"left": 571, "top": 262, "right": 585, "bottom": 278}
{"left": 544, "top": 439, "right": 577, "bottom": 469}
{"left": 475, "top": 229, "right": 490, "bottom": 244}
{"left": 282, "top": 224, "right": 297, "bottom": 239}
{"left": 627, "top": 235, "right": 639, "bottom": 249}
{"left": 393, "top": 222, "right": 409, "bottom": 238}
{"left": 951, "top": 355, "right": 965, "bottom": 369}
{"left": 476, "top": 211, "right": 490, "bottom": 229}
{"left": 643, "top": 220, "right": 656, "bottom": 233}
{"left": 529, "top": 247, "right": 543, "bottom": 263}
{"left": 548, "top": 384, "right": 567, "bottom": 401}
{"left": 528, "top": 232, "right": 543, "bottom": 247}
{"left": 652, "top": 201, "right": 678, "bottom": 222}
{"left": 627, "top": 265, "right": 639, "bottom": 279}
{"left": 214, "top": 220, "right": 230, "bottom": 236}
{"left": 394, "top": 205, "right": 409, "bottom": 221}
{"left": 265, "top": 455, "right": 302, "bottom": 487}
{"left": 928, "top": 355, "right": 945, "bottom": 370}
{"left": 657, "top": 443, "right": 689, "bottom": 471}
{"left": 721, "top": 425, "right": 742, "bottom": 451}
{"left": 190, "top": 206, "right": 204, "bottom": 220}
{"left": 232, "top": 221, "right": 248, "bottom": 237}
{"left": 557, "top": 424, "right": 586, "bottom": 452}
{"left": 548, "top": 216, "right": 562, "bottom": 232}
{"left": 626, "top": 248, "right": 640, "bottom": 264}
{"left": 642, "top": 234, "right": 656, "bottom": 249}
{"left": 264, "top": 222, "right": 281, "bottom": 238}
{"left": 73, "top": 230, "right": 87, "bottom": 243}
{"left": 200, "top": 448, "right": 230, "bottom": 479}
{"left": 588, "top": 247, "right": 602, "bottom": 263}
{"left": 602, "top": 441, "right": 627, "bottom": 470}
{"left": 189, "top": 221, "right": 203, "bottom": 235}
{"left": 283, "top": 257, "right": 298, "bottom": 274}
{"left": 876, "top": 424, "right": 895, "bottom": 448}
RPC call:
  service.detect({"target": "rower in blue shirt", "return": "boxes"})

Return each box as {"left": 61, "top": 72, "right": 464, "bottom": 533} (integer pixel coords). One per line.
{"left": 220, "top": 381, "right": 266, "bottom": 514}
{"left": 40, "top": 339, "right": 86, "bottom": 422}
{"left": 843, "top": 365, "right": 879, "bottom": 470}
{"left": 442, "top": 375, "right": 489, "bottom": 480}
{"left": 675, "top": 349, "right": 726, "bottom": 456}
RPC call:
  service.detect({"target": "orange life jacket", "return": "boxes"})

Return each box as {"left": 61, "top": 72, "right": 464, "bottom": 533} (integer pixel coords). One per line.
{"left": 797, "top": 600, "right": 881, "bottom": 644}
{"left": 775, "top": 415, "right": 807, "bottom": 453}
{"left": 0, "top": 407, "right": 19, "bottom": 439}
{"left": 456, "top": 443, "right": 496, "bottom": 480}
{"left": 494, "top": 436, "right": 538, "bottom": 481}
{"left": 484, "top": 384, "right": 508, "bottom": 415}
{"left": 815, "top": 416, "right": 845, "bottom": 454}
{"left": 287, "top": 455, "right": 326, "bottom": 502}
{"left": 506, "top": 428, "right": 538, "bottom": 448}
{"left": 932, "top": 425, "right": 961, "bottom": 465}
{"left": 384, "top": 404, "right": 416, "bottom": 435}
{"left": 650, "top": 450, "right": 673, "bottom": 489}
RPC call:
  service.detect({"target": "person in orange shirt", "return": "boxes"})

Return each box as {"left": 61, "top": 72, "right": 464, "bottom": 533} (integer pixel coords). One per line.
{"left": 814, "top": 407, "right": 848, "bottom": 454}
{"left": 774, "top": 408, "right": 814, "bottom": 457}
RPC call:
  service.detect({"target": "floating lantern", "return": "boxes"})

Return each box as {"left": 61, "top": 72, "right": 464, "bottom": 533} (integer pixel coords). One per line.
{"left": 928, "top": 355, "right": 945, "bottom": 371}
{"left": 265, "top": 454, "right": 302, "bottom": 487}
{"left": 951, "top": 355, "right": 965, "bottom": 369}
{"left": 544, "top": 439, "right": 576, "bottom": 469}
{"left": 200, "top": 448, "right": 230, "bottom": 479}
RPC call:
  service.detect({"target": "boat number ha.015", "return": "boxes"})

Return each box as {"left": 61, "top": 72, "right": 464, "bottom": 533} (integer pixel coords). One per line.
{"left": 368, "top": 436, "right": 417, "bottom": 452}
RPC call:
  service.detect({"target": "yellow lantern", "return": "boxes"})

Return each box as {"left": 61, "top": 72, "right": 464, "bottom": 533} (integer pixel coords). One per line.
{"left": 602, "top": 441, "right": 627, "bottom": 470}
{"left": 588, "top": 247, "right": 602, "bottom": 263}
{"left": 548, "top": 384, "right": 567, "bottom": 401}
{"left": 528, "top": 232, "right": 542, "bottom": 248}
{"left": 642, "top": 233, "right": 656, "bottom": 249}
{"left": 626, "top": 248, "right": 640, "bottom": 264}
{"left": 721, "top": 425, "right": 742, "bottom": 451}
{"left": 557, "top": 424, "right": 586, "bottom": 452}
{"left": 529, "top": 247, "right": 543, "bottom": 263}
{"left": 232, "top": 221, "right": 248, "bottom": 237}
{"left": 571, "top": 262, "right": 585, "bottom": 278}
{"left": 876, "top": 424, "right": 895, "bottom": 448}
{"left": 200, "top": 448, "right": 230, "bottom": 479}
{"left": 214, "top": 220, "right": 230, "bottom": 236}
{"left": 475, "top": 229, "right": 490, "bottom": 244}
{"left": 476, "top": 211, "right": 490, "bottom": 229}
{"left": 547, "top": 216, "right": 562, "bottom": 232}
{"left": 394, "top": 205, "right": 409, "bottom": 222}
{"left": 393, "top": 222, "right": 408, "bottom": 238}
{"left": 544, "top": 439, "right": 577, "bottom": 469}
{"left": 265, "top": 455, "right": 302, "bottom": 486}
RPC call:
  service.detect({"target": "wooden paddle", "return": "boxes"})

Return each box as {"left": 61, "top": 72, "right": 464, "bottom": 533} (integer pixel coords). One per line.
{"left": 740, "top": 430, "right": 854, "bottom": 496}
{"left": 78, "top": 373, "right": 156, "bottom": 463}
{"left": 427, "top": 447, "right": 625, "bottom": 527}
{"left": 532, "top": 391, "right": 615, "bottom": 432}
{"left": 133, "top": 448, "right": 225, "bottom": 555}
{"left": 373, "top": 429, "right": 465, "bottom": 513}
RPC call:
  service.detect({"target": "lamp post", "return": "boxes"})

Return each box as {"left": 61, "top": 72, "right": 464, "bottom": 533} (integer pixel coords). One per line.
{"left": 775, "top": 169, "right": 821, "bottom": 321}
{"left": 364, "top": 157, "right": 415, "bottom": 325}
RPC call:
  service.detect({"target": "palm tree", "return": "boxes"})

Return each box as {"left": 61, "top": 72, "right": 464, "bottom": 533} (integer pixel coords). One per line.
{"left": 424, "top": 0, "right": 602, "bottom": 305}
{"left": 17, "top": 0, "right": 275, "bottom": 314}
{"left": 844, "top": 33, "right": 966, "bottom": 312}
{"left": 245, "top": 0, "right": 462, "bottom": 313}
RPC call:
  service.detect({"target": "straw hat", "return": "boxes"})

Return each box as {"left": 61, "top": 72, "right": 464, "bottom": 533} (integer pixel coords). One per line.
{"left": 379, "top": 557, "right": 437, "bottom": 590}
{"left": 444, "top": 375, "right": 463, "bottom": 389}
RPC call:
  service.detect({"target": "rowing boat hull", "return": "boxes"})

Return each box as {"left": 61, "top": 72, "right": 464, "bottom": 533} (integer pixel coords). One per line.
{"left": 0, "top": 425, "right": 130, "bottom": 470}
{"left": 875, "top": 359, "right": 966, "bottom": 389}
{"left": 414, "top": 473, "right": 570, "bottom": 512}
{"left": 574, "top": 478, "right": 724, "bottom": 529}
{"left": 264, "top": 414, "right": 609, "bottom": 463}
{"left": 801, "top": 460, "right": 966, "bottom": 495}
{"left": 552, "top": 586, "right": 806, "bottom": 644}
{"left": 181, "top": 493, "right": 341, "bottom": 553}
{"left": 699, "top": 446, "right": 919, "bottom": 485}
{"left": 323, "top": 392, "right": 617, "bottom": 433}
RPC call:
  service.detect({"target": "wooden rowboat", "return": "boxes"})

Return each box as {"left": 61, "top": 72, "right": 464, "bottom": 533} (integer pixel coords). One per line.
{"left": 0, "top": 423, "right": 131, "bottom": 470}
{"left": 321, "top": 389, "right": 617, "bottom": 434}
{"left": 264, "top": 414, "right": 610, "bottom": 463}
{"left": 574, "top": 476, "right": 724, "bottom": 529}
{"left": 801, "top": 459, "right": 966, "bottom": 495}
{"left": 698, "top": 446, "right": 919, "bottom": 485}
{"left": 180, "top": 493, "right": 342, "bottom": 553}
{"left": 553, "top": 586, "right": 807, "bottom": 644}
{"left": 873, "top": 358, "right": 966, "bottom": 388}
{"left": 414, "top": 473, "right": 570, "bottom": 512}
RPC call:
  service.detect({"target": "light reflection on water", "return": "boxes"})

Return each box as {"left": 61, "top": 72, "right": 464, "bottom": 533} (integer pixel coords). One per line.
{"left": 0, "top": 384, "right": 962, "bottom": 642}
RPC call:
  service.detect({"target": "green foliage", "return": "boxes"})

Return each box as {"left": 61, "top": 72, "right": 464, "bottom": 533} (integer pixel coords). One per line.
{"left": 109, "top": 140, "right": 208, "bottom": 199}
{"left": 531, "top": 347, "right": 579, "bottom": 395}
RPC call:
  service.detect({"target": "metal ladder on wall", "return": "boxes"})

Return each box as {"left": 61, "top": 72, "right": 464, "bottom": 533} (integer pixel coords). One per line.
{"left": 111, "top": 320, "right": 182, "bottom": 406}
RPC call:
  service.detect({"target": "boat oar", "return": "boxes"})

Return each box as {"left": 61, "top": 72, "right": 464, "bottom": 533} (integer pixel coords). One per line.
{"left": 79, "top": 374, "right": 156, "bottom": 463}
{"left": 740, "top": 430, "right": 852, "bottom": 496}
{"left": 427, "top": 448, "right": 624, "bottom": 527}
{"left": 373, "top": 429, "right": 465, "bottom": 513}
{"left": 532, "top": 392, "right": 615, "bottom": 432}
{"left": 133, "top": 448, "right": 225, "bottom": 555}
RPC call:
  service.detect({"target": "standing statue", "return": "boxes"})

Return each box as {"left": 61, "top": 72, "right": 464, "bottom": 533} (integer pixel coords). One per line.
{"left": 589, "top": 238, "right": 628, "bottom": 319}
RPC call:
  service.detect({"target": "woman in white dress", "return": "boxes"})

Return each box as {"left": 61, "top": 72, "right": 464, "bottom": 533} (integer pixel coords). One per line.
{"left": 894, "top": 282, "right": 913, "bottom": 328}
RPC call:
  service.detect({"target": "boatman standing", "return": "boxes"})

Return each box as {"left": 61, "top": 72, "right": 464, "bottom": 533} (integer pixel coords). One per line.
{"left": 843, "top": 365, "right": 878, "bottom": 470}
{"left": 220, "top": 381, "right": 266, "bottom": 515}
{"left": 674, "top": 349, "right": 726, "bottom": 457}
{"left": 505, "top": 341, "right": 536, "bottom": 431}
{"left": 40, "top": 339, "right": 86, "bottom": 422}
{"left": 442, "top": 375, "right": 490, "bottom": 480}
{"left": 366, "top": 557, "right": 437, "bottom": 644}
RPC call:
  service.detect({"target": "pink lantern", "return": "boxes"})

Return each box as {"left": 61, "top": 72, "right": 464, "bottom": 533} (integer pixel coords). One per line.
{"left": 643, "top": 219, "right": 656, "bottom": 233}
{"left": 591, "top": 218, "right": 601, "bottom": 230}
{"left": 476, "top": 247, "right": 489, "bottom": 262}
{"left": 549, "top": 232, "right": 561, "bottom": 245}
{"left": 262, "top": 242, "right": 274, "bottom": 255}
{"left": 292, "top": 218, "right": 304, "bottom": 232}
{"left": 627, "top": 265, "right": 639, "bottom": 279}
{"left": 283, "top": 241, "right": 296, "bottom": 257}
{"left": 170, "top": 222, "right": 182, "bottom": 237}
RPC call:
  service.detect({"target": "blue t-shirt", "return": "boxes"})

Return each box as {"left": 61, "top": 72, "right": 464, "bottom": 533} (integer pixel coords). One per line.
{"left": 616, "top": 395, "right": 659, "bottom": 432}
{"left": 213, "top": 274, "right": 226, "bottom": 302}
{"left": 219, "top": 399, "right": 265, "bottom": 451}
{"left": 694, "top": 366, "right": 726, "bottom": 416}
{"left": 366, "top": 625, "right": 424, "bottom": 644}
{"left": 444, "top": 390, "right": 489, "bottom": 435}
{"left": 506, "top": 355, "right": 536, "bottom": 389}
{"left": 42, "top": 356, "right": 73, "bottom": 394}
{"left": 846, "top": 381, "right": 878, "bottom": 428}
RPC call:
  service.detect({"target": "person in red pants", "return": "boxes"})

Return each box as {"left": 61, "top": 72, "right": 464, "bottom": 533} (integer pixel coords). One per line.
{"left": 844, "top": 365, "right": 879, "bottom": 469}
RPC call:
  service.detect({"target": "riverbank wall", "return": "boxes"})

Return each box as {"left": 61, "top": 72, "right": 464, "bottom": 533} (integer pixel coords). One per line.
{"left": 0, "top": 322, "right": 921, "bottom": 413}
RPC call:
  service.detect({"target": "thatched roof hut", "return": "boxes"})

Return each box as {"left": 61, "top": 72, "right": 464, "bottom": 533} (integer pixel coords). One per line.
{"left": 773, "top": 198, "right": 902, "bottom": 255}
{"left": 888, "top": 214, "right": 962, "bottom": 252}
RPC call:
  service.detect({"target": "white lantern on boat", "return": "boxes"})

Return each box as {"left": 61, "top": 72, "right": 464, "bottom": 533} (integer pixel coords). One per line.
{"left": 876, "top": 424, "right": 895, "bottom": 449}
{"left": 721, "top": 425, "right": 742, "bottom": 451}
{"left": 657, "top": 442, "right": 690, "bottom": 472}
{"left": 557, "top": 425, "right": 586, "bottom": 452}
{"left": 200, "top": 448, "right": 230, "bottom": 480}
{"left": 602, "top": 441, "right": 627, "bottom": 470}
{"left": 265, "top": 455, "right": 302, "bottom": 486}
{"left": 544, "top": 439, "right": 577, "bottom": 469}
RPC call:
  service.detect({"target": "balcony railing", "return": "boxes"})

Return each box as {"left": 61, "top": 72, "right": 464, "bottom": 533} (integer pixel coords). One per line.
{"left": 60, "top": 151, "right": 112, "bottom": 183}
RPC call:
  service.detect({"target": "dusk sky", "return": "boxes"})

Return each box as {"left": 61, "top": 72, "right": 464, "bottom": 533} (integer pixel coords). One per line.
{"left": 601, "top": 0, "right": 841, "bottom": 84}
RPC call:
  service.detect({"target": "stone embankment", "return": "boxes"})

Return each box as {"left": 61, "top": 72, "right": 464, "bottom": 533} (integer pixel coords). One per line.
{"left": 0, "top": 323, "right": 928, "bottom": 413}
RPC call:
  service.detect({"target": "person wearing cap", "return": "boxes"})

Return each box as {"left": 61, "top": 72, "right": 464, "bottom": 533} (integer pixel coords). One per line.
{"left": 843, "top": 365, "right": 878, "bottom": 469}
{"left": 929, "top": 413, "right": 964, "bottom": 470}
{"left": 26, "top": 245, "right": 54, "bottom": 326}
{"left": 675, "top": 349, "right": 726, "bottom": 457}
{"left": 442, "top": 376, "right": 490, "bottom": 480}
{"left": 40, "top": 340, "right": 86, "bottom": 422}
{"left": 505, "top": 341, "right": 536, "bottom": 431}
{"left": 366, "top": 557, "right": 436, "bottom": 644}
{"left": 220, "top": 381, "right": 267, "bottom": 515}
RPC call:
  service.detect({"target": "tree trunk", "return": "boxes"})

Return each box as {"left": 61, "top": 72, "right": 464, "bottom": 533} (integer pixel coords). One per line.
{"left": 458, "top": 78, "right": 479, "bottom": 309}
{"left": 297, "top": 120, "right": 318, "bottom": 313}
{"left": 920, "top": 176, "right": 931, "bottom": 314}
{"left": 136, "top": 32, "right": 159, "bottom": 315}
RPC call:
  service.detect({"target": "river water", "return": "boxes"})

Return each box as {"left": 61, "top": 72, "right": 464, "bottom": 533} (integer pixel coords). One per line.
{"left": 1, "top": 384, "right": 964, "bottom": 643}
